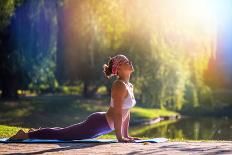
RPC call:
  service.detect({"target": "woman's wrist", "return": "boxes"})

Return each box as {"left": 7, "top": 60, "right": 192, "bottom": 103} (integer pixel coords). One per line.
{"left": 117, "top": 136, "right": 124, "bottom": 140}
{"left": 124, "top": 135, "right": 129, "bottom": 138}
{"left": 117, "top": 137, "right": 127, "bottom": 142}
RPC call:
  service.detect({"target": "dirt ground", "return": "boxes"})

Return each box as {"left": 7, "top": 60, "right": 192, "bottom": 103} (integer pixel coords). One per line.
{"left": 0, "top": 141, "right": 232, "bottom": 155}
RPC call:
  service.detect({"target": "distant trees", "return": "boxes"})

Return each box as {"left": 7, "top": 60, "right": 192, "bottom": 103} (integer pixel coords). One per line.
{"left": 0, "top": 0, "right": 222, "bottom": 111}
{"left": 0, "top": 0, "right": 59, "bottom": 98}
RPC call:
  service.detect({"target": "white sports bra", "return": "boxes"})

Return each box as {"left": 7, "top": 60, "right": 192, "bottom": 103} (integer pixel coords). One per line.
{"left": 110, "top": 80, "right": 136, "bottom": 109}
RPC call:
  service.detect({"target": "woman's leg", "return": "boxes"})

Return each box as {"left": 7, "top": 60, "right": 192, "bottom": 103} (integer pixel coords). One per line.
{"left": 28, "top": 112, "right": 114, "bottom": 140}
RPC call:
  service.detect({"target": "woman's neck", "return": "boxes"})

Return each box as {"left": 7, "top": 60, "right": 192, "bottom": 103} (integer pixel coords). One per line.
{"left": 118, "top": 76, "right": 130, "bottom": 84}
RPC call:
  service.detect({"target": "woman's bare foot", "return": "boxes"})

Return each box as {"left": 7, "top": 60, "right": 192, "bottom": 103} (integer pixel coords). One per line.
{"left": 28, "top": 128, "right": 35, "bottom": 132}
{"left": 8, "top": 129, "right": 29, "bottom": 140}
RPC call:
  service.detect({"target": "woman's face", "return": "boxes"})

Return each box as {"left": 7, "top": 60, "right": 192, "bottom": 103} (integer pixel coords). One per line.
{"left": 118, "top": 59, "right": 134, "bottom": 74}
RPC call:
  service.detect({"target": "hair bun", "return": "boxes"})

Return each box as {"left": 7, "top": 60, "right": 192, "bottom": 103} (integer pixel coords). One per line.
{"left": 103, "top": 64, "right": 111, "bottom": 78}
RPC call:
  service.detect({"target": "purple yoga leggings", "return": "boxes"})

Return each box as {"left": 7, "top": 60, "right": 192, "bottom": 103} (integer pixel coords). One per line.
{"left": 28, "top": 112, "right": 114, "bottom": 140}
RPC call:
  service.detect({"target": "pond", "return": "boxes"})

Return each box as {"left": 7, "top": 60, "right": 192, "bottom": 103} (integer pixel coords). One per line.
{"left": 130, "top": 116, "right": 232, "bottom": 141}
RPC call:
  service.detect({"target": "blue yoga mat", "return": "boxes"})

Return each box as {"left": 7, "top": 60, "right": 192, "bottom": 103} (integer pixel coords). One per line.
{"left": 0, "top": 137, "right": 168, "bottom": 143}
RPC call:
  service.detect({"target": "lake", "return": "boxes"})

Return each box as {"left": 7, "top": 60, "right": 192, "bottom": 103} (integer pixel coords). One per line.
{"left": 130, "top": 116, "right": 232, "bottom": 140}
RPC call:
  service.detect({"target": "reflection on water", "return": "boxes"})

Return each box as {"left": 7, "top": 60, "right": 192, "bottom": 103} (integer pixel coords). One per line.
{"left": 130, "top": 117, "right": 232, "bottom": 140}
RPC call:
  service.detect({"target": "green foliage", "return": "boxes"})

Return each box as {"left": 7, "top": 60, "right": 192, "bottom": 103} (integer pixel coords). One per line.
{"left": 0, "top": 0, "right": 219, "bottom": 111}
{"left": 0, "top": 0, "right": 23, "bottom": 31}
{"left": 11, "top": 0, "right": 58, "bottom": 93}
{"left": 121, "top": 0, "right": 217, "bottom": 110}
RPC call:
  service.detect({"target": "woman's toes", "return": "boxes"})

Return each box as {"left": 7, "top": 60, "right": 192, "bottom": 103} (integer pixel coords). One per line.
{"left": 28, "top": 127, "right": 42, "bottom": 132}
{"left": 28, "top": 128, "right": 36, "bottom": 132}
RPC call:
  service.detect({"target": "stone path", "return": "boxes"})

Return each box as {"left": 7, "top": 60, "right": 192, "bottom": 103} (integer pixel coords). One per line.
{"left": 1, "top": 141, "right": 232, "bottom": 154}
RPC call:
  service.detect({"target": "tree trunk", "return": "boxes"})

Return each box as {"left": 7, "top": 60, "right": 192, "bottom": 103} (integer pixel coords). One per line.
{"left": 83, "top": 81, "right": 101, "bottom": 98}
{"left": 83, "top": 80, "right": 89, "bottom": 98}
{"left": 55, "top": 1, "right": 65, "bottom": 84}
{"left": 0, "top": 26, "right": 19, "bottom": 100}
{"left": 1, "top": 75, "right": 18, "bottom": 100}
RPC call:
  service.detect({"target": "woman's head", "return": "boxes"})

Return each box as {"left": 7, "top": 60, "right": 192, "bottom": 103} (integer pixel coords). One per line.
{"left": 103, "top": 54, "right": 134, "bottom": 79}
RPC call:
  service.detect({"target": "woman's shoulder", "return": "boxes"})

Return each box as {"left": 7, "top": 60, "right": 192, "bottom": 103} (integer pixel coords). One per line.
{"left": 111, "top": 80, "right": 128, "bottom": 97}
{"left": 114, "top": 80, "right": 132, "bottom": 87}
{"left": 113, "top": 80, "right": 130, "bottom": 93}
{"left": 112, "top": 80, "right": 126, "bottom": 88}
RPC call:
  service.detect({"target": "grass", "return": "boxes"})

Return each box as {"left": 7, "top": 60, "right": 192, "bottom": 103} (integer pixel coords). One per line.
{"left": 131, "top": 107, "right": 178, "bottom": 120}
{"left": 0, "top": 125, "right": 29, "bottom": 138}
{"left": 0, "top": 95, "right": 179, "bottom": 139}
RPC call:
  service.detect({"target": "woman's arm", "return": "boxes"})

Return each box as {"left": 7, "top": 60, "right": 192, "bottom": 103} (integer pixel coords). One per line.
{"left": 122, "top": 111, "right": 130, "bottom": 138}
{"left": 122, "top": 111, "right": 142, "bottom": 140}
{"left": 111, "top": 81, "right": 127, "bottom": 141}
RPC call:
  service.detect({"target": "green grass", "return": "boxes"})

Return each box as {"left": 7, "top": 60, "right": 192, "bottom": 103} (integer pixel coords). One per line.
{"left": 0, "top": 95, "right": 179, "bottom": 139}
{"left": 131, "top": 107, "right": 179, "bottom": 120}
{"left": 0, "top": 125, "right": 27, "bottom": 138}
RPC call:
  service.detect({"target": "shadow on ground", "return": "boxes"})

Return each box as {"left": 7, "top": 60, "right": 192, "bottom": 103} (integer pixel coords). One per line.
{"left": 5, "top": 143, "right": 108, "bottom": 155}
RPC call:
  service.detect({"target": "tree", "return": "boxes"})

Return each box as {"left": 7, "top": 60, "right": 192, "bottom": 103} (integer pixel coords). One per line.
{"left": 0, "top": 0, "right": 24, "bottom": 99}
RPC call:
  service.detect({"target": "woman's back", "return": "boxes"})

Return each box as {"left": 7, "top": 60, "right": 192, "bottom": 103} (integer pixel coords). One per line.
{"left": 106, "top": 80, "right": 136, "bottom": 130}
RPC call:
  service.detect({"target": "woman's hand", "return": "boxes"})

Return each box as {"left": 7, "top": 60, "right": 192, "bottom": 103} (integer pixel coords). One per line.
{"left": 125, "top": 136, "right": 142, "bottom": 140}
{"left": 117, "top": 137, "right": 135, "bottom": 143}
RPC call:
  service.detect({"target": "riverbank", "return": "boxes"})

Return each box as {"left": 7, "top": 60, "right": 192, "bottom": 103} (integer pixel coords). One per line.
{"left": 1, "top": 141, "right": 231, "bottom": 154}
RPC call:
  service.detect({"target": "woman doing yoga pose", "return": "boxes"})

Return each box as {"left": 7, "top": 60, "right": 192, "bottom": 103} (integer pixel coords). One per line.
{"left": 9, "top": 54, "right": 141, "bottom": 143}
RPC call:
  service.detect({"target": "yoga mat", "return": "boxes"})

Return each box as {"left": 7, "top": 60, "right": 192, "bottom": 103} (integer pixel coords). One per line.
{"left": 0, "top": 137, "right": 168, "bottom": 143}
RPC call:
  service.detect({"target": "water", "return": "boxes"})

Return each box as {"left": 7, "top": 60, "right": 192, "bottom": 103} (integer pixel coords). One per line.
{"left": 131, "top": 116, "right": 232, "bottom": 140}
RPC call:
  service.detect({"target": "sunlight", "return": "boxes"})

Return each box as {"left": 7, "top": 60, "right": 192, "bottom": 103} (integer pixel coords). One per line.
{"left": 158, "top": 0, "right": 219, "bottom": 35}
{"left": 179, "top": 0, "right": 217, "bottom": 26}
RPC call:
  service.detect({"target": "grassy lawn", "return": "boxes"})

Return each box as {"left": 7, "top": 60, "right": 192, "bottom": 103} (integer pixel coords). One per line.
{"left": 0, "top": 95, "right": 179, "bottom": 139}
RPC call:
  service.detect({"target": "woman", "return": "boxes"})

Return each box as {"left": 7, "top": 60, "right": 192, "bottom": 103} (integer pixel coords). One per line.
{"left": 9, "top": 54, "right": 141, "bottom": 143}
